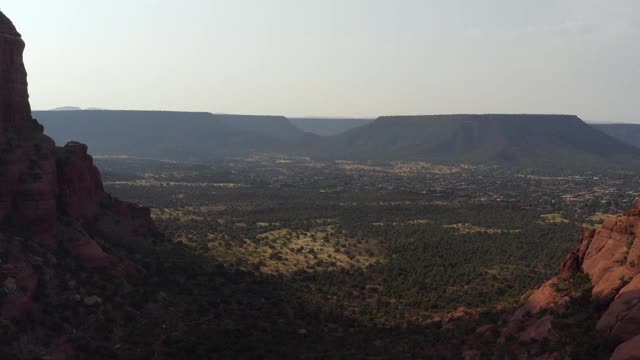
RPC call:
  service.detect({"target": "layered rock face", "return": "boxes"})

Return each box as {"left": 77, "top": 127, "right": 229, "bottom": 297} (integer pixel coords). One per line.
{"left": 0, "top": 11, "right": 36, "bottom": 138}
{"left": 589, "top": 212, "right": 640, "bottom": 359}
{"left": 0, "top": 12, "right": 58, "bottom": 247}
{"left": 56, "top": 141, "right": 104, "bottom": 219}
{"left": 0, "top": 11, "right": 159, "bottom": 357}
{"left": 495, "top": 202, "right": 640, "bottom": 359}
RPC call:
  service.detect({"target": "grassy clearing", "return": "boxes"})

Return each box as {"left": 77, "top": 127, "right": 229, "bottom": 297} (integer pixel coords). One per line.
{"left": 371, "top": 219, "right": 432, "bottom": 226}
{"left": 335, "top": 161, "right": 474, "bottom": 175}
{"left": 151, "top": 205, "right": 229, "bottom": 222}
{"left": 105, "top": 179, "right": 246, "bottom": 187}
{"left": 443, "top": 223, "right": 520, "bottom": 234}
{"left": 539, "top": 213, "right": 570, "bottom": 224}
{"left": 582, "top": 212, "right": 614, "bottom": 228}
{"left": 588, "top": 213, "right": 614, "bottom": 223}
{"left": 390, "top": 161, "right": 474, "bottom": 175}
{"left": 206, "top": 227, "right": 383, "bottom": 275}
{"left": 151, "top": 208, "right": 205, "bottom": 221}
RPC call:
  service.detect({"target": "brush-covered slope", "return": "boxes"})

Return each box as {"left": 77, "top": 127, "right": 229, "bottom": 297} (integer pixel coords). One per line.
{"left": 33, "top": 110, "right": 292, "bottom": 160}
{"left": 289, "top": 118, "right": 373, "bottom": 136}
{"left": 305, "top": 114, "right": 640, "bottom": 168}
{"left": 594, "top": 123, "right": 640, "bottom": 149}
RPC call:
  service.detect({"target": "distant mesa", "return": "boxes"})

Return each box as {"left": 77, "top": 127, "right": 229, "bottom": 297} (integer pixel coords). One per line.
{"left": 48, "top": 106, "right": 108, "bottom": 111}
{"left": 33, "top": 110, "right": 297, "bottom": 160}
{"left": 33, "top": 111, "right": 640, "bottom": 169}
{"left": 300, "top": 114, "right": 640, "bottom": 169}
{"left": 50, "top": 106, "right": 82, "bottom": 111}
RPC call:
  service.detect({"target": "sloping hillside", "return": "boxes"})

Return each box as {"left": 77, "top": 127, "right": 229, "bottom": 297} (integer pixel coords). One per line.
{"left": 593, "top": 123, "right": 640, "bottom": 149}
{"left": 213, "top": 114, "right": 304, "bottom": 140}
{"left": 289, "top": 118, "right": 373, "bottom": 136}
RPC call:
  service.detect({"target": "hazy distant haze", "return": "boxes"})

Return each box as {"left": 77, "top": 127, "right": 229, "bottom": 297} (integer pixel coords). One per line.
{"left": 2, "top": 0, "right": 639, "bottom": 120}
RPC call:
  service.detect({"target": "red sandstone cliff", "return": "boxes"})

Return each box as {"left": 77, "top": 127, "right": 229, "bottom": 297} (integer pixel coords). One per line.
{"left": 0, "top": 11, "right": 159, "bottom": 357}
{"left": 474, "top": 202, "right": 640, "bottom": 359}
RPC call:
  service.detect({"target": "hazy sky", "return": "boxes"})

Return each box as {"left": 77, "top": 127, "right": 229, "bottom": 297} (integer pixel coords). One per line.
{"left": 1, "top": 1, "right": 639, "bottom": 120}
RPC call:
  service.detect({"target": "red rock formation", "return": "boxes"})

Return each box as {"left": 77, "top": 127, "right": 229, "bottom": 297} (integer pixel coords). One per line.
{"left": 582, "top": 214, "right": 640, "bottom": 302}
{"left": 559, "top": 250, "right": 580, "bottom": 275}
{"left": 0, "top": 241, "right": 38, "bottom": 320}
{"left": 597, "top": 273, "right": 640, "bottom": 342}
{"left": 0, "top": 10, "right": 159, "bottom": 357}
{"left": 518, "top": 315, "right": 558, "bottom": 343}
{"left": 1, "top": 11, "right": 59, "bottom": 248}
{"left": 0, "top": 9, "right": 154, "bottom": 254}
{"left": 0, "top": 11, "right": 36, "bottom": 138}
{"left": 59, "top": 222, "right": 113, "bottom": 268}
{"left": 56, "top": 141, "right": 104, "bottom": 219}
{"left": 494, "top": 200, "right": 640, "bottom": 357}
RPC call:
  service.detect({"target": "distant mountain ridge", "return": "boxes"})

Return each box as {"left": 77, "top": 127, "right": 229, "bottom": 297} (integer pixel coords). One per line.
{"left": 33, "top": 110, "right": 294, "bottom": 161}
{"left": 48, "top": 106, "right": 108, "bottom": 111}
{"left": 43, "top": 109, "right": 370, "bottom": 136}
{"left": 33, "top": 111, "right": 640, "bottom": 169}
{"left": 300, "top": 114, "right": 640, "bottom": 169}
{"left": 50, "top": 106, "right": 82, "bottom": 111}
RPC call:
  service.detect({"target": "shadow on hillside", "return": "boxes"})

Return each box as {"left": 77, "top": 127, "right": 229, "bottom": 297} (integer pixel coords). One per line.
{"left": 120, "top": 239, "right": 469, "bottom": 359}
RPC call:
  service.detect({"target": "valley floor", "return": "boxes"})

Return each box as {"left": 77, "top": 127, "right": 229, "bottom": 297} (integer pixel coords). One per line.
{"left": 92, "top": 154, "right": 636, "bottom": 357}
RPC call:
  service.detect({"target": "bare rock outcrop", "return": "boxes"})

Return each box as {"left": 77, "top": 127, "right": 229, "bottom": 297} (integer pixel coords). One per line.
{"left": 1, "top": 11, "right": 59, "bottom": 248}
{"left": 582, "top": 214, "right": 640, "bottom": 302}
{"left": 56, "top": 141, "right": 104, "bottom": 219}
{"left": 491, "top": 200, "right": 640, "bottom": 357}
{"left": 0, "top": 10, "right": 160, "bottom": 358}
{"left": 597, "top": 273, "right": 640, "bottom": 342}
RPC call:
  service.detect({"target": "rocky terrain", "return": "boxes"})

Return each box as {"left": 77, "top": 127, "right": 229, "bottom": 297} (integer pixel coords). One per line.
{"left": 1, "top": 11, "right": 162, "bottom": 358}
{"left": 458, "top": 202, "right": 640, "bottom": 359}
